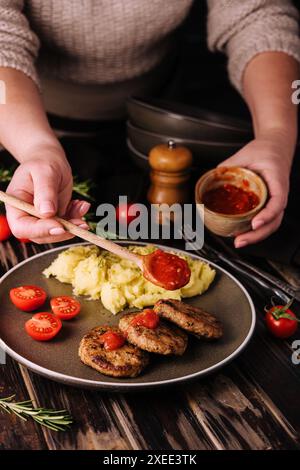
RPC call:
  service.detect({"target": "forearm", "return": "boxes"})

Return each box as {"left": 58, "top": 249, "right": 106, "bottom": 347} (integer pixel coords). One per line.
{"left": 0, "top": 70, "right": 88, "bottom": 242}
{"left": 243, "top": 52, "right": 299, "bottom": 161}
{"left": 0, "top": 68, "right": 66, "bottom": 164}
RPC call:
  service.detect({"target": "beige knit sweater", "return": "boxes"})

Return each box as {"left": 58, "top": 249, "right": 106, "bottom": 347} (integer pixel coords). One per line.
{"left": 0, "top": 0, "right": 300, "bottom": 95}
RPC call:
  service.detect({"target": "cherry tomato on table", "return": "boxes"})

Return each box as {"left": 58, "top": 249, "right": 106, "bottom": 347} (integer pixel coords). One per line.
{"left": 25, "top": 313, "right": 62, "bottom": 341}
{"left": 50, "top": 296, "right": 81, "bottom": 320}
{"left": 0, "top": 214, "right": 12, "bottom": 241}
{"left": 116, "top": 203, "right": 139, "bottom": 225}
{"left": 10, "top": 285, "right": 47, "bottom": 312}
{"left": 265, "top": 299, "right": 299, "bottom": 339}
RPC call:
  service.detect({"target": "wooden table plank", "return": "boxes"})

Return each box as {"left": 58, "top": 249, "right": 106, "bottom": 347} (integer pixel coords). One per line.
{"left": 185, "top": 365, "right": 299, "bottom": 450}
{"left": 20, "top": 368, "right": 132, "bottom": 450}
{"left": 106, "top": 390, "right": 214, "bottom": 450}
{"left": 21, "top": 370, "right": 214, "bottom": 450}
{"left": 0, "top": 240, "right": 51, "bottom": 449}
{"left": 237, "top": 332, "right": 300, "bottom": 440}
{"left": 235, "top": 283, "right": 300, "bottom": 436}
{"left": 0, "top": 358, "right": 47, "bottom": 450}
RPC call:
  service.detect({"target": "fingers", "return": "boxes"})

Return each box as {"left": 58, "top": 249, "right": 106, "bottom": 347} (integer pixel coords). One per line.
{"left": 6, "top": 182, "right": 90, "bottom": 243}
{"left": 27, "top": 219, "right": 90, "bottom": 245}
{"left": 68, "top": 218, "right": 90, "bottom": 230}
{"left": 6, "top": 161, "right": 91, "bottom": 244}
{"left": 251, "top": 193, "right": 287, "bottom": 231}
{"left": 30, "top": 232, "right": 75, "bottom": 244}
{"left": 31, "top": 165, "right": 60, "bottom": 217}
{"left": 219, "top": 151, "right": 287, "bottom": 246}
{"left": 235, "top": 211, "right": 284, "bottom": 248}
{"left": 6, "top": 198, "right": 90, "bottom": 242}
{"left": 6, "top": 173, "right": 66, "bottom": 237}
{"left": 7, "top": 209, "right": 66, "bottom": 240}
{"left": 66, "top": 200, "right": 91, "bottom": 219}
{"left": 57, "top": 178, "right": 74, "bottom": 216}
{"left": 234, "top": 187, "right": 286, "bottom": 247}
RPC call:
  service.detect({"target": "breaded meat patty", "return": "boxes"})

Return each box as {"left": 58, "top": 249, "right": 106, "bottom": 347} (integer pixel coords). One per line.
{"left": 154, "top": 299, "right": 223, "bottom": 340}
{"left": 119, "top": 312, "right": 188, "bottom": 355}
{"left": 79, "top": 326, "right": 149, "bottom": 378}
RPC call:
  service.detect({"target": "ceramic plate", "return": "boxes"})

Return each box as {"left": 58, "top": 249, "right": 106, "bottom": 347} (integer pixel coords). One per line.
{"left": 0, "top": 242, "right": 255, "bottom": 390}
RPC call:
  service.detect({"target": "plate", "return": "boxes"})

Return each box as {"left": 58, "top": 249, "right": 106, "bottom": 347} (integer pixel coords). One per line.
{"left": 127, "top": 97, "right": 252, "bottom": 142}
{"left": 0, "top": 242, "right": 255, "bottom": 390}
{"left": 127, "top": 122, "right": 244, "bottom": 168}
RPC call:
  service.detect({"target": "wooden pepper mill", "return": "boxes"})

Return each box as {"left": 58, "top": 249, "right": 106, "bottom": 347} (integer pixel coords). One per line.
{"left": 147, "top": 140, "right": 193, "bottom": 223}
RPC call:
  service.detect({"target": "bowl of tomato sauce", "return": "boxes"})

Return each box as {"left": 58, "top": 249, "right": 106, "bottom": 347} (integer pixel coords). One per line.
{"left": 195, "top": 166, "right": 268, "bottom": 237}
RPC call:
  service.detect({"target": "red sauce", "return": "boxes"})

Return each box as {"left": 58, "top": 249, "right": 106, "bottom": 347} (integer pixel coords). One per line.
{"left": 130, "top": 309, "right": 160, "bottom": 329}
{"left": 202, "top": 183, "right": 259, "bottom": 215}
{"left": 145, "top": 250, "right": 191, "bottom": 290}
{"left": 99, "top": 331, "right": 126, "bottom": 351}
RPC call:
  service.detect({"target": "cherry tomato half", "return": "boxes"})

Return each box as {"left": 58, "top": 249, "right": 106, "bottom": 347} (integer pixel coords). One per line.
{"left": 265, "top": 300, "right": 299, "bottom": 339}
{"left": 10, "top": 285, "right": 47, "bottom": 312}
{"left": 50, "top": 296, "right": 81, "bottom": 320}
{"left": 0, "top": 214, "right": 12, "bottom": 242}
{"left": 116, "top": 203, "right": 139, "bottom": 225}
{"left": 25, "top": 313, "right": 62, "bottom": 341}
{"left": 99, "top": 331, "right": 126, "bottom": 351}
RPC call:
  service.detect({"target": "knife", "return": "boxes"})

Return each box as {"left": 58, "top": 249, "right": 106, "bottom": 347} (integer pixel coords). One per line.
{"left": 182, "top": 225, "right": 299, "bottom": 303}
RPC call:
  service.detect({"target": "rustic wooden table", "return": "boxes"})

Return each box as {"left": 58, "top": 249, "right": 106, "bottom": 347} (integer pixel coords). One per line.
{"left": 1, "top": 132, "right": 300, "bottom": 450}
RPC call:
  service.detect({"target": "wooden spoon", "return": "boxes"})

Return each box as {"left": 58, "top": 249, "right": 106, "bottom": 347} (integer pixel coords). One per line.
{"left": 0, "top": 191, "right": 191, "bottom": 290}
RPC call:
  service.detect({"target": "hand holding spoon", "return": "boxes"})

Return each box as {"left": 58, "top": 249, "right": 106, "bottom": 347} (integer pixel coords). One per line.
{"left": 0, "top": 191, "right": 191, "bottom": 290}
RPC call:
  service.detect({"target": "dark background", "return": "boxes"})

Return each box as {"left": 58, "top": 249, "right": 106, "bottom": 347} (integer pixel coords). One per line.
{"left": 174, "top": 0, "right": 249, "bottom": 118}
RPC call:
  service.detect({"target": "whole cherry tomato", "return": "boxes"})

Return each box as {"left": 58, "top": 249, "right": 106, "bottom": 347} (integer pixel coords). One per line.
{"left": 0, "top": 214, "right": 12, "bottom": 241}
{"left": 265, "top": 299, "right": 299, "bottom": 339}
{"left": 116, "top": 203, "right": 139, "bottom": 225}
{"left": 17, "top": 238, "right": 31, "bottom": 243}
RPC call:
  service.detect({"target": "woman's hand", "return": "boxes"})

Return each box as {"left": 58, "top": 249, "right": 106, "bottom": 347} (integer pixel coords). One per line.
{"left": 220, "top": 129, "right": 293, "bottom": 248}
{"left": 6, "top": 155, "right": 91, "bottom": 244}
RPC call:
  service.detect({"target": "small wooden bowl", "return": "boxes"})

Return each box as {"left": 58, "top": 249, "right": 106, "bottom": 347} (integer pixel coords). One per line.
{"left": 195, "top": 167, "right": 268, "bottom": 237}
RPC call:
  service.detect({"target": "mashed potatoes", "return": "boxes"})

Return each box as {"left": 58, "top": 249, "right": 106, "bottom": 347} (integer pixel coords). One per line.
{"left": 43, "top": 245, "right": 215, "bottom": 314}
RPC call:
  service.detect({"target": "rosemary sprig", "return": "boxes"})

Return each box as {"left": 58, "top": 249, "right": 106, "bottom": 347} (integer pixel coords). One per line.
{"left": 72, "top": 176, "right": 95, "bottom": 201}
{"left": 0, "top": 394, "right": 73, "bottom": 432}
{"left": 0, "top": 166, "right": 15, "bottom": 184}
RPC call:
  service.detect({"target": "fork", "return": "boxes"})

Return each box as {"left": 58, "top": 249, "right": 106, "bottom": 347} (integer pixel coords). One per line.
{"left": 182, "top": 224, "right": 297, "bottom": 304}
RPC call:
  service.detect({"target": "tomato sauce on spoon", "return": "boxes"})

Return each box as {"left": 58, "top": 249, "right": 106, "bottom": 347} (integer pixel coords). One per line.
{"left": 142, "top": 249, "right": 191, "bottom": 290}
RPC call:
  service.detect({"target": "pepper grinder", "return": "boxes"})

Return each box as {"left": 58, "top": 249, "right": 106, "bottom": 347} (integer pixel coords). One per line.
{"left": 147, "top": 140, "right": 193, "bottom": 222}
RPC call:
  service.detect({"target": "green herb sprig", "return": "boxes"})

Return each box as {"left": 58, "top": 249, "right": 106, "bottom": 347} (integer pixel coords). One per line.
{"left": 0, "top": 394, "right": 73, "bottom": 432}
{"left": 0, "top": 166, "right": 15, "bottom": 184}
{"left": 72, "top": 176, "right": 95, "bottom": 201}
